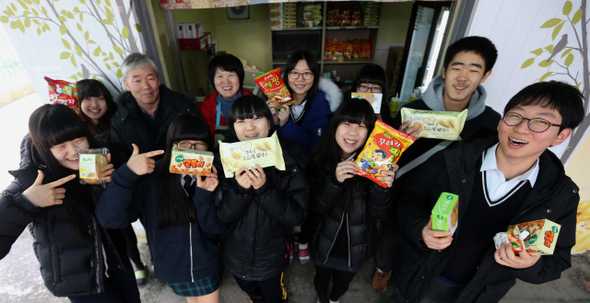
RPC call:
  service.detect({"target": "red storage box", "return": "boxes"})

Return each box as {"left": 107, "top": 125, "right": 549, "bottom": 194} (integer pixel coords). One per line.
{"left": 178, "top": 32, "right": 212, "bottom": 51}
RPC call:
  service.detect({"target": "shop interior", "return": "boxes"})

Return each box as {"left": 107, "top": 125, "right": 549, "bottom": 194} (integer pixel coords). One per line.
{"left": 148, "top": 0, "right": 455, "bottom": 111}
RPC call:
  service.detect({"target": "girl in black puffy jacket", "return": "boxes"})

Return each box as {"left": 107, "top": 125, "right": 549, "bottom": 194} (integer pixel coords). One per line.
{"left": 308, "top": 99, "right": 396, "bottom": 303}
{"left": 215, "top": 95, "right": 309, "bottom": 303}
{"left": 0, "top": 104, "right": 140, "bottom": 302}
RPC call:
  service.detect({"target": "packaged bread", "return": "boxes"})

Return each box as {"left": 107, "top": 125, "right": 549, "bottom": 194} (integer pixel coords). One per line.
{"left": 169, "top": 147, "right": 214, "bottom": 176}
{"left": 255, "top": 69, "right": 294, "bottom": 111}
{"left": 76, "top": 147, "right": 108, "bottom": 186}
{"left": 354, "top": 120, "right": 415, "bottom": 188}
{"left": 219, "top": 132, "right": 285, "bottom": 178}
{"left": 400, "top": 108, "right": 468, "bottom": 140}
{"left": 351, "top": 92, "right": 382, "bottom": 114}
{"left": 505, "top": 219, "right": 561, "bottom": 255}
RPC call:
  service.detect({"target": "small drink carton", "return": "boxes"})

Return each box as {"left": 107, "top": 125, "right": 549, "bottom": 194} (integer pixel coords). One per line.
{"left": 507, "top": 219, "right": 560, "bottom": 255}
{"left": 431, "top": 192, "right": 459, "bottom": 234}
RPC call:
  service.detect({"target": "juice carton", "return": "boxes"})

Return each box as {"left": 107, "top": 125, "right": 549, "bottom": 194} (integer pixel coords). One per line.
{"left": 507, "top": 219, "right": 560, "bottom": 255}
{"left": 431, "top": 192, "right": 459, "bottom": 234}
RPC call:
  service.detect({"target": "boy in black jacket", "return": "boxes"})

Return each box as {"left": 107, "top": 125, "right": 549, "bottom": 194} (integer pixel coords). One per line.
{"left": 390, "top": 81, "right": 584, "bottom": 303}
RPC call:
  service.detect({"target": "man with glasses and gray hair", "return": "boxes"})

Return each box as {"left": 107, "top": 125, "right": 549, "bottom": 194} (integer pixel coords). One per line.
{"left": 389, "top": 80, "right": 584, "bottom": 303}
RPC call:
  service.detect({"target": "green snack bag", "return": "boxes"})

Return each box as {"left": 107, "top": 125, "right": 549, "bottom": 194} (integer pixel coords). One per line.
{"left": 431, "top": 192, "right": 459, "bottom": 234}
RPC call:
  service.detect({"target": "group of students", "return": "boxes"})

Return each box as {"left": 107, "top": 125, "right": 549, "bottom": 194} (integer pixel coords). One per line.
{"left": 0, "top": 35, "right": 585, "bottom": 303}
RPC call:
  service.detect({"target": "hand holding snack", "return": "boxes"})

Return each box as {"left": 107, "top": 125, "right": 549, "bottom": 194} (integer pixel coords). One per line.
{"left": 77, "top": 147, "right": 110, "bottom": 185}
{"left": 494, "top": 241, "right": 541, "bottom": 269}
{"left": 196, "top": 165, "right": 219, "bottom": 192}
{"left": 422, "top": 216, "right": 453, "bottom": 250}
{"left": 401, "top": 108, "right": 468, "bottom": 140}
{"left": 375, "top": 165, "right": 397, "bottom": 188}
{"left": 267, "top": 101, "right": 280, "bottom": 125}
{"left": 244, "top": 165, "right": 266, "bottom": 189}
{"left": 235, "top": 168, "right": 252, "bottom": 189}
{"left": 399, "top": 120, "right": 423, "bottom": 138}
{"left": 23, "top": 170, "right": 76, "bottom": 208}
{"left": 127, "top": 144, "right": 165, "bottom": 176}
{"left": 255, "top": 69, "right": 294, "bottom": 111}
{"left": 277, "top": 106, "right": 290, "bottom": 127}
{"left": 335, "top": 160, "right": 358, "bottom": 183}
{"left": 100, "top": 153, "right": 115, "bottom": 183}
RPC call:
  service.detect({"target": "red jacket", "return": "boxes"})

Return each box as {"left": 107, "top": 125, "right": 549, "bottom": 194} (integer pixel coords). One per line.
{"left": 198, "top": 88, "right": 253, "bottom": 143}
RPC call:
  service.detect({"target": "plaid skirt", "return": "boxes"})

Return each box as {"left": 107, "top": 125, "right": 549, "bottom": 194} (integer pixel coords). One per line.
{"left": 166, "top": 272, "right": 220, "bottom": 297}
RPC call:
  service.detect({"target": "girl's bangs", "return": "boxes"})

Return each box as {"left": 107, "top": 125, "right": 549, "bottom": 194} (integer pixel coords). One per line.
{"left": 41, "top": 116, "right": 87, "bottom": 147}
{"left": 335, "top": 107, "right": 371, "bottom": 126}
{"left": 233, "top": 103, "right": 268, "bottom": 121}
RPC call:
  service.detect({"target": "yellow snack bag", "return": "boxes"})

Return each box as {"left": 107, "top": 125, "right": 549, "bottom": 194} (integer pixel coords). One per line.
{"left": 76, "top": 147, "right": 109, "bottom": 186}
{"left": 169, "top": 147, "right": 214, "bottom": 176}
{"left": 401, "top": 108, "right": 468, "bottom": 140}
{"left": 219, "top": 132, "right": 285, "bottom": 178}
{"left": 354, "top": 120, "right": 415, "bottom": 188}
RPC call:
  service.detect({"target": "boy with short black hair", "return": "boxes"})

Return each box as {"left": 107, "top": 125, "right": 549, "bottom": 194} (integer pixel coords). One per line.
{"left": 390, "top": 81, "right": 584, "bottom": 303}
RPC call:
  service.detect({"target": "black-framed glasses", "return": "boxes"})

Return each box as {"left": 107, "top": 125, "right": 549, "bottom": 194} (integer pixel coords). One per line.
{"left": 288, "top": 71, "right": 314, "bottom": 80}
{"left": 175, "top": 141, "right": 205, "bottom": 150}
{"left": 502, "top": 112, "right": 561, "bottom": 133}
{"left": 357, "top": 84, "right": 383, "bottom": 93}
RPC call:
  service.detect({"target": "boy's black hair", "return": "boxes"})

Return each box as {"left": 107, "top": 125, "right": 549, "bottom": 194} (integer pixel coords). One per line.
{"left": 443, "top": 36, "right": 498, "bottom": 74}
{"left": 207, "top": 53, "right": 245, "bottom": 90}
{"left": 283, "top": 49, "right": 320, "bottom": 114}
{"left": 158, "top": 113, "right": 210, "bottom": 229}
{"left": 227, "top": 95, "right": 275, "bottom": 142}
{"left": 77, "top": 79, "right": 117, "bottom": 140}
{"left": 503, "top": 81, "right": 584, "bottom": 132}
{"left": 353, "top": 64, "right": 387, "bottom": 97}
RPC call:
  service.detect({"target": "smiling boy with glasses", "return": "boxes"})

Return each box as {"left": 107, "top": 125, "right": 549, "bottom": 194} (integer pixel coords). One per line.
{"left": 389, "top": 81, "right": 584, "bottom": 303}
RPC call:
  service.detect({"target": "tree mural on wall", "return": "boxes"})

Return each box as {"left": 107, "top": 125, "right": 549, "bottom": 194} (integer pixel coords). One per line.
{"left": 0, "top": 0, "right": 142, "bottom": 94}
{"left": 521, "top": 0, "right": 588, "bottom": 164}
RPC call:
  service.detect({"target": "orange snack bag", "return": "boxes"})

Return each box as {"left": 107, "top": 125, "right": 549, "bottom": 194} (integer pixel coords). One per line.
{"left": 255, "top": 69, "right": 294, "bottom": 111}
{"left": 354, "top": 120, "right": 415, "bottom": 188}
{"left": 45, "top": 76, "right": 79, "bottom": 115}
{"left": 169, "top": 147, "right": 214, "bottom": 176}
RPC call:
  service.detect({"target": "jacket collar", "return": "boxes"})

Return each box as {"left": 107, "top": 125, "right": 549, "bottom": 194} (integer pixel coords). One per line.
{"left": 114, "top": 84, "right": 175, "bottom": 122}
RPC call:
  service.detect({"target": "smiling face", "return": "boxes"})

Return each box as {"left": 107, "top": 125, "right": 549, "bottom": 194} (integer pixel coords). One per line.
{"left": 50, "top": 136, "right": 90, "bottom": 171}
{"left": 80, "top": 95, "right": 107, "bottom": 125}
{"left": 496, "top": 104, "right": 570, "bottom": 171}
{"left": 233, "top": 116, "right": 271, "bottom": 141}
{"left": 214, "top": 67, "right": 240, "bottom": 99}
{"left": 123, "top": 64, "right": 161, "bottom": 112}
{"left": 335, "top": 121, "right": 368, "bottom": 159}
{"left": 442, "top": 51, "right": 492, "bottom": 112}
{"left": 288, "top": 59, "right": 314, "bottom": 104}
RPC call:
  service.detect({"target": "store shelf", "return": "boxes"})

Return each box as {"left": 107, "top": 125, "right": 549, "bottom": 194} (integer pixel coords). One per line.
{"left": 325, "top": 26, "right": 379, "bottom": 30}
{"left": 271, "top": 27, "right": 322, "bottom": 31}
{"left": 323, "top": 60, "right": 374, "bottom": 65}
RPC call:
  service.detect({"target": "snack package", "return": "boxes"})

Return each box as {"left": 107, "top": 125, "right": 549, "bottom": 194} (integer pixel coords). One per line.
{"left": 254, "top": 69, "right": 294, "bottom": 111}
{"left": 218, "top": 132, "right": 285, "bottom": 178}
{"left": 76, "top": 147, "right": 109, "bottom": 186}
{"left": 351, "top": 92, "right": 383, "bottom": 114}
{"left": 431, "top": 192, "right": 459, "bottom": 234}
{"left": 493, "top": 232, "right": 510, "bottom": 249}
{"left": 401, "top": 108, "right": 468, "bottom": 140}
{"left": 45, "top": 76, "right": 80, "bottom": 115}
{"left": 169, "top": 147, "right": 214, "bottom": 176}
{"left": 506, "top": 219, "right": 561, "bottom": 255}
{"left": 354, "top": 120, "right": 415, "bottom": 188}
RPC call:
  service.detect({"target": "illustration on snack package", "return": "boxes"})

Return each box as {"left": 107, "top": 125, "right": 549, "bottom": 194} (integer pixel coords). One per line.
{"left": 169, "top": 147, "right": 214, "bottom": 176}
{"left": 255, "top": 69, "right": 294, "bottom": 111}
{"left": 45, "top": 76, "right": 80, "bottom": 115}
{"left": 351, "top": 92, "right": 383, "bottom": 114}
{"left": 401, "top": 108, "right": 468, "bottom": 140}
{"left": 218, "top": 132, "right": 285, "bottom": 178}
{"left": 76, "top": 147, "right": 109, "bottom": 186}
{"left": 505, "top": 219, "right": 561, "bottom": 255}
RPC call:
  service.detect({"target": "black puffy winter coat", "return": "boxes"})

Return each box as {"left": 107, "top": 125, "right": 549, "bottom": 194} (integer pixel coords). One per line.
{"left": 310, "top": 164, "right": 393, "bottom": 268}
{"left": 215, "top": 141, "right": 309, "bottom": 281}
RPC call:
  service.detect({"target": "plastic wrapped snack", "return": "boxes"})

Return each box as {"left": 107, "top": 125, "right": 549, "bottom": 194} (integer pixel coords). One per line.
{"left": 45, "top": 76, "right": 80, "bottom": 115}
{"left": 351, "top": 93, "right": 383, "bottom": 114}
{"left": 354, "top": 120, "right": 415, "bottom": 188}
{"left": 401, "top": 108, "right": 468, "bottom": 140}
{"left": 169, "top": 147, "right": 214, "bottom": 176}
{"left": 506, "top": 219, "right": 561, "bottom": 255}
{"left": 218, "top": 132, "right": 285, "bottom": 178}
{"left": 76, "top": 147, "right": 109, "bottom": 186}
{"left": 255, "top": 69, "right": 294, "bottom": 111}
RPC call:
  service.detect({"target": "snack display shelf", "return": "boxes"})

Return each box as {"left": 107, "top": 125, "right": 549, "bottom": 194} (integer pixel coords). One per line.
{"left": 323, "top": 60, "right": 374, "bottom": 65}
{"left": 271, "top": 27, "right": 322, "bottom": 31}
{"left": 325, "top": 26, "right": 379, "bottom": 30}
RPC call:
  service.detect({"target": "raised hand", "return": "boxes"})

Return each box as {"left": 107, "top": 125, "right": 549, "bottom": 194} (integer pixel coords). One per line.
{"left": 335, "top": 160, "right": 357, "bottom": 183}
{"left": 126, "top": 143, "right": 164, "bottom": 175}
{"left": 399, "top": 120, "right": 422, "bottom": 138}
{"left": 267, "top": 101, "right": 280, "bottom": 126}
{"left": 22, "top": 170, "right": 76, "bottom": 208}
{"left": 101, "top": 153, "right": 115, "bottom": 182}
{"left": 197, "top": 165, "right": 219, "bottom": 192}
{"left": 494, "top": 242, "right": 542, "bottom": 269}
{"left": 277, "top": 106, "right": 290, "bottom": 127}
{"left": 244, "top": 165, "right": 266, "bottom": 190}
{"left": 421, "top": 216, "right": 453, "bottom": 250}
{"left": 235, "top": 168, "right": 251, "bottom": 189}
{"left": 375, "top": 164, "right": 399, "bottom": 188}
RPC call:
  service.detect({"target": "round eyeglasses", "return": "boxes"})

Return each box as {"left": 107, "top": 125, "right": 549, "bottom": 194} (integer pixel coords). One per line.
{"left": 357, "top": 84, "right": 382, "bottom": 93}
{"left": 502, "top": 112, "right": 561, "bottom": 133}
{"left": 288, "top": 71, "right": 314, "bottom": 80}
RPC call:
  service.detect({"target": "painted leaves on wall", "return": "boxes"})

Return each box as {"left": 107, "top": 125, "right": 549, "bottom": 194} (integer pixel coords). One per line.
{"left": 0, "top": 0, "right": 143, "bottom": 93}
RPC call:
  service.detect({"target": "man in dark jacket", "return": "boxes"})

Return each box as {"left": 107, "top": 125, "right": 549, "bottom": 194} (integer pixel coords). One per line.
{"left": 373, "top": 36, "right": 501, "bottom": 292}
{"left": 111, "top": 52, "right": 198, "bottom": 162}
{"left": 390, "top": 81, "right": 584, "bottom": 303}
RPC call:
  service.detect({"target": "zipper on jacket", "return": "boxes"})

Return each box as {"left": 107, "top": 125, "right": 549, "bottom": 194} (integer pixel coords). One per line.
{"left": 189, "top": 222, "right": 195, "bottom": 282}
{"left": 91, "top": 219, "right": 102, "bottom": 293}
{"left": 324, "top": 212, "right": 346, "bottom": 264}
{"left": 346, "top": 213, "right": 351, "bottom": 268}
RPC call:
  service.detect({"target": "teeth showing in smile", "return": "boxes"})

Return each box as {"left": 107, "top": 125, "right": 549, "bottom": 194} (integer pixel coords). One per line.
{"left": 246, "top": 134, "right": 258, "bottom": 138}
{"left": 344, "top": 139, "right": 357, "bottom": 145}
{"left": 510, "top": 137, "right": 528, "bottom": 145}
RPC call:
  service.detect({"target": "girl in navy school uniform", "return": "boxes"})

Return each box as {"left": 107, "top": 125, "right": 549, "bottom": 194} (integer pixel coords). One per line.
{"left": 215, "top": 95, "right": 309, "bottom": 303}
{"left": 96, "top": 113, "right": 221, "bottom": 303}
{"left": 308, "top": 99, "right": 396, "bottom": 303}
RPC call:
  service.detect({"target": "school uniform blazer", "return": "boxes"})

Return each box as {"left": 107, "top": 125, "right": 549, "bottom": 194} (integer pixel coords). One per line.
{"left": 393, "top": 131, "right": 579, "bottom": 303}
